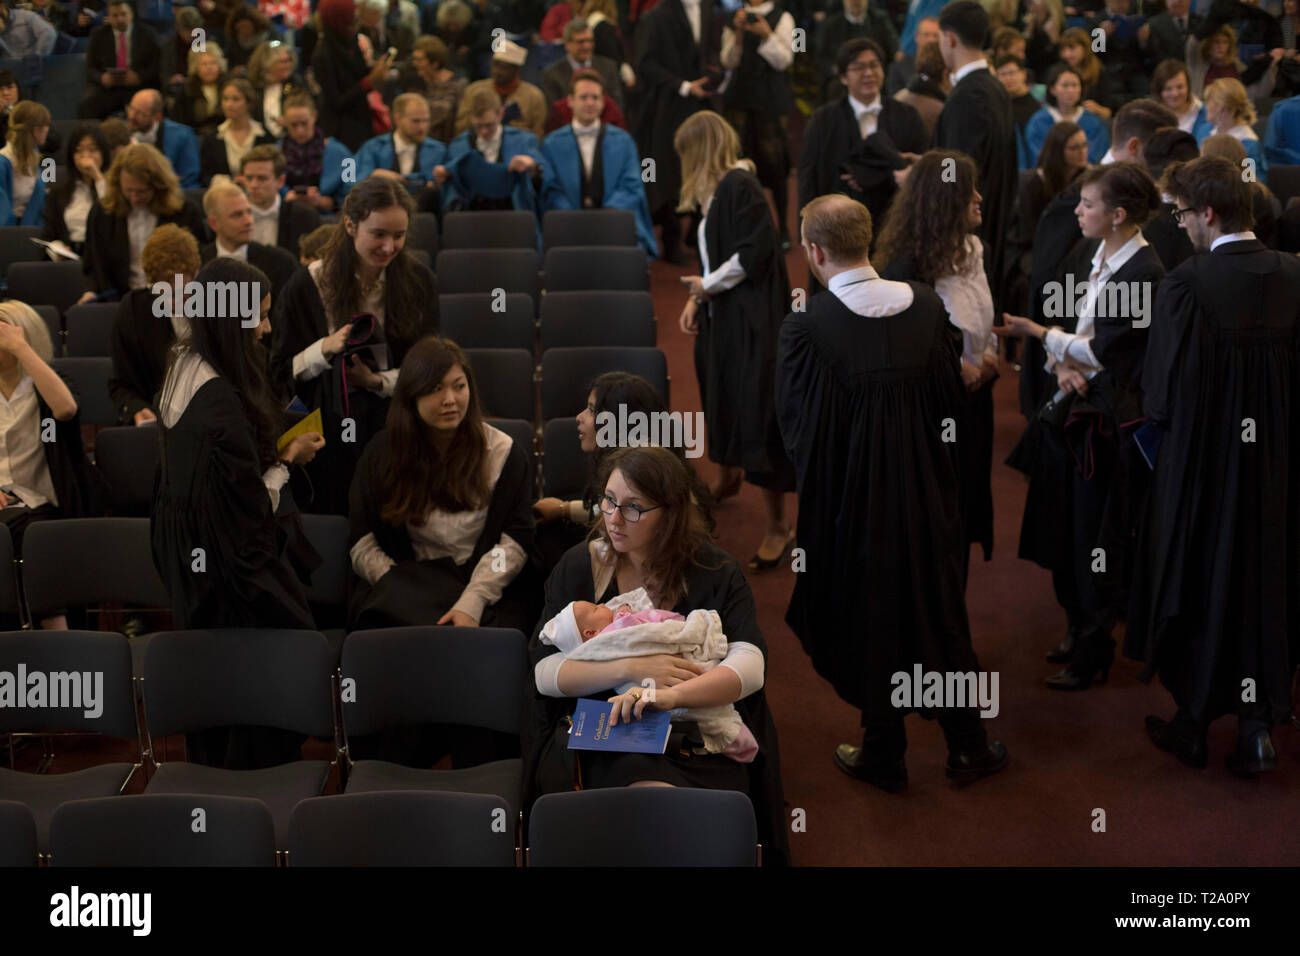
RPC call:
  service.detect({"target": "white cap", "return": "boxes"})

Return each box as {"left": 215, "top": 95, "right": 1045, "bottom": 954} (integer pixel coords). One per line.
{"left": 540, "top": 601, "right": 582, "bottom": 653}
{"left": 494, "top": 39, "right": 528, "bottom": 67}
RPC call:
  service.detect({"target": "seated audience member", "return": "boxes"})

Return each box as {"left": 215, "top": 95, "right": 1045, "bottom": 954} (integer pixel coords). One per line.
{"left": 42, "top": 122, "right": 110, "bottom": 256}
{"left": 108, "top": 223, "right": 201, "bottom": 425}
{"left": 1152, "top": 59, "right": 1203, "bottom": 133}
{"left": 544, "top": 86, "right": 626, "bottom": 134}
{"left": 1139, "top": 0, "right": 1202, "bottom": 65}
{"left": 312, "top": 0, "right": 392, "bottom": 153}
{"left": 542, "top": 19, "right": 624, "bottom": 110}
{"left": 541, "top": 71, "right": 657, "bottom": 255}
{"left": 248, "top": 38, "right": 305, "bottom": 139}
{"left": 357, "top": 0, "right": 415, "bottom": 61}
{"left": 1022, "top": 64, "right": 1112, "bottom": 169}
{"left": 100, "top": 116, "right": 131, "bottom": 162}
{"left": 1057, "top": 26, "right": 1113, "bottom": 120}
{"left": 1200, "top": 132, "right": 1279, "bottom": 247}
{"left": 0, "top": 300, "right": 104, "bottom": 629}
{"left": 455, "top": 40, "right": 547, "bottom": 143}
{"left": 1087, "top": 0, "right": 1148, "bottom": 99}
{"left": 990, "top": 25, "right": 1027, "bottom": 62}
{"left": 541, "top": 0, "right": 575, "bottom": 42}
{"left": 348, "top": 336, "right": 537, "bottom": 631}
{"left": 159, "top": 6, "right": 204, "bottom": 97}
{"left": 1264, "top": 91, "right": 1300, "bottom": 165}
{"left": 995, "top": 54, "right": 1042, "bottom": 141}
{"left": 126, "top": 89, "right": 201, "bottom": 189}
{"left": 279, "top": 91, "right": 354, "bottom": 213}
{"left": 79, "top": 0, "right": 161, "bottom": 119}
{"left": 200, "top": 180, "right": 299, "bottom": 298}
{"left": 0, "top": 3, "right": 56, "bottom": 58}
{"left": 63, "top": 0, "right": 103, "bottom": 40}
{"left": 816, "top": 0, "right": 900, "bottom": 102}
{"left": 1188, "top": 22, "right": 1277, "bottom": 98}
{"left": 224, "top": 4, "right": 276, "bottom": 73}
{"left": 271, "top": 177, "right": 439, "bottom": 514}
{"left": 1023, "top": 0, "right": 1066, "bottom": 75}
{"left": 887, "top": 14, "right": 940, "bottom": 97}
{"left": 296, "top": 223, "right": 333, "bottom": 265}
{"left": 423, "top": 0, "right": 483, "bottom": 80}
{"left": 440, "top": 87, "right": 545, "bottom": 214}
{"left": 0, "top": 101, "right": 50, "bottom": 227}
{"left": 80, "top": 143, "right": 208, "bottom": 302}
{"left": 354, "top": 93, "right": 448, "bottom": 214}
{"left": 0, "top": 68, "right": 17, "bottom": 144}
{"left": 1195, "top": 77, "right": 1268, "bottom": 177}
{"left": 237, "top": 144, "right": 321, "bottom": 252}
{"left": 173, "top": 45, "right": 228, "bottom": 139}
{"left": 893, "top": 40, "right": 948, "bottom": 143}
{"left": 199, "top": 78, "right": 275, "bottom": 186}
{"left": 403, "top": 35, "right": 468, "bottom": 144}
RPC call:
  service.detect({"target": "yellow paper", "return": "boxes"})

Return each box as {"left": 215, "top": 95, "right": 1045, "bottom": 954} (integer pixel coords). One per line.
{"left": 277, "top": 408, "right": 323, "bottom": 454}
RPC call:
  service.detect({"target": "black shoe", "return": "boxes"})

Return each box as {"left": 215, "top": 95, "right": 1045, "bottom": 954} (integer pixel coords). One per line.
{"left": 1144, "top": 715, "right": 1208, "bottom": 768}
{"left": 660, "top": 243, "right": 684, "bottom": 266}
{"left": 1046, "top": 630, "right": 1076, "bottom": 663}
{"left": 1225, "top": 730, "right": 1276, "bottom": 776}
{"left": 1045, "top": 661, "right": 1109, "bottom": 690}
{"left": 945, "top": 740, "right": 1009, "bottom": 782}
{"left": 833, "top": 743, "right": 907, "bottom": 793}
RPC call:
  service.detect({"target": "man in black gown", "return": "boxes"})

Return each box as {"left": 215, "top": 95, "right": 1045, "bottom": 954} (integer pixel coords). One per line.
{"left": 1128, "top": 156, "right": 1300, "bottom": 776}
{"left": 777, "top": 195, "right": 1009, "bottom": 792}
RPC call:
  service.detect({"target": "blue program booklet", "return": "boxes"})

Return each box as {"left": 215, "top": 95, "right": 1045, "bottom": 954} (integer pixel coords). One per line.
{"left": 566, "top": 698, "right": 672, "bottom": 754}
{"left": 1133, "top": 420, "right": 1163, "bottom": 470}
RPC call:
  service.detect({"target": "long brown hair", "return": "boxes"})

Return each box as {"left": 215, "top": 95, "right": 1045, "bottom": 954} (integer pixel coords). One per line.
{"left": 874, "top": 149, "right": 979, "bottom": 284}
{"left": 1058, "top": 27, "right": 1101, "bottom": 89}
{"left": 379, "top": 337, "right": 490, "bottom": 524}
{"left": 101, "top": 143, "right": 186, "bottom": 217}
{"left": 1038, "top": 120, "right": 1086, "bottom": 197}
{"left": 6, "top": 101, "right": 50, "bottom": 177}
{"left": 673, "top": 110, "right": 754, "bottom": 213}
{"left": 590, "top": 446, "right": 716, "bottom": 609}
{"left": 316, "top": 177, "right": 423, "bottom": 344}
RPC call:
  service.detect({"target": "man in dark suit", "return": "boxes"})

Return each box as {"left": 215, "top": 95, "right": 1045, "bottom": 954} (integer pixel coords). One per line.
{"left": 79, "top": 0, "right": 160, "bottom": 119}
{"left": 633, "top": 0, "right": 717, "bottom": 263}
{"left": 887, "top": 14, "right": 940, "bottom": 95}
{"left": 237, "top": 145, "right": 322, "bottom": 258}
{"left": 200, "top": 181, "right": 300, "bottom": 301}
{"left": 541, "top": 18, "right": 624, "bottom": 109}
{"left": 1140, "top": 0, "right": 1201, "bottom": 64}
{"left": 815, "top": 0, "right": 900, "bottom": 101}
{"left": 933, "top": 0, "right": 1016, "bottom": 311}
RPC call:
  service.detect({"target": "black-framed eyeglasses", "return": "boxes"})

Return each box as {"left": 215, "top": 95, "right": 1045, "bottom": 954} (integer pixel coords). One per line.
{"left": 599, "top": 494, "right": 662, "bottom": 523}
{"left": 1171, "top": 206, "right": 1199, "bottom": 224}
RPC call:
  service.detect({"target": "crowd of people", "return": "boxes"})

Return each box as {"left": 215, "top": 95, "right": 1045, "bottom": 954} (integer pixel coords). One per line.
{"left": 0, "top": 0, "right": 1296, "bottom": 865}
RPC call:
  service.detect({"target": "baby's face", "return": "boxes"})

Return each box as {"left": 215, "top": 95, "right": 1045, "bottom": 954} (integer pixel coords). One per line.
{"left": 574, "top": 601, "right": 615, "bottom": 641}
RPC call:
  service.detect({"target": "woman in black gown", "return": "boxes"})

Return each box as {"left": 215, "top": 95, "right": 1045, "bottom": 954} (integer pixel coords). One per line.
{"left": 675, "top": 110, "right": 794, "bottom": 571}
{"left": 996, "top": 162, "right": 1166, "bottom": 689}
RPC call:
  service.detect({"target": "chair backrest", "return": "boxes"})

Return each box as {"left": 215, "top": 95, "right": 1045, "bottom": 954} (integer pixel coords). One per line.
{"left": 439, "top": 292, "right": 536, "bottom": 351}
{"left": 340, "top": 626, "right": 529, "bottom": 737}
{"left": 51, "top": 356, "right": 116, "bottom": 425}
{"left": 539, "top": 290, "right": 656, "bottom": 350}
{"left": 435, "top": 248, "right": 539, "bottom": 299}
{"left": 142, "top": 629, "right": 335, "bottom": 740}
{"left": 1267, "top": 164, "right": 1300, "bottom": 206}
{"left": 0, "top": 524, "right": 18, "bottom": 618}
{"left": 409, "top": 248, "right": 433, "bottom": 271}
{"left": 542, "top": 209, "right": 637, "bottom": 251}
{"left": 541, "top": 417, "right": 587, "bottom": 500}
{"left": 528, "top": 789, "right": 758, "bottom": 866}
{"left": 0, "top": 630, "right": 139, "bottom": 740}
{"left": 543, "top": 246, "right": 648, "bottom": 292}
{"left": 463, "top": 347, "right": 536, "bottom": 421}
{"left": 22, "top": 518, "right": 170, "bottom": 620}
{"left": 299, "top": 514, "right": 349, "bottom": 611}
{"left": 50, "top": 795, "right": 276, "bottom": 867}
{"left": 33, "top": 304, "right": 62, "bottom": 354}
{"left": 487, "top": 417, "right": 538, "bottom": 495}
{"left": 6, "top": 261, "right": 89, "bottom": 313}
{"left": 442, "top": 210, "right": 537, "bottom": 250}
{"left": 94, "top": 426, "right": 160, "bottom": 517}
{"left": 288, "top": 792, "right": 514, "bottom": 866}
{"left": 408, "top": 211, "right": 439, "bottom": 260}
{"left": 0, "top": 800, "right": 37, "bottom": 867}
{"left": 0, "top": 226, "right": 46, "bottom": 283}
{"left": 539, "top": 347, "right": 668, "bottom": 420}
{"left": 64, "top": 302, "right": 118, "bottom": 357}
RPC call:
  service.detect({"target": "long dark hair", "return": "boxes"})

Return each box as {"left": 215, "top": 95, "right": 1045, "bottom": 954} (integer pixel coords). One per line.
{"left": 1038, "top": 120, "right": 1086, "bottom": 197}
{"left": 316, "top": 177, "right": 423, "bottom": 345}
{"left": 874, "top": 149, "right": 979, "bottom": 284}
{"left": 380, "top": 336, "right": 490, "bottom": 524}
{"left": 165, "top": 257, "right": 279, "bottom": 469}
{"left": 49, "top": 122, "right": 109, "bottom": 208}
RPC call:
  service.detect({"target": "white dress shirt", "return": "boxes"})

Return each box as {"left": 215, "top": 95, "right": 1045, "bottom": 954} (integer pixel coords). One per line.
{"left": 1211, "top": 230, "right": 1257, "bottom": 250}
{"left": 933, "top": 235, "right": 997, "bottom": 366}
{"left": 827, "top": 264, "right": 915, "bottom": 316}
{"left": 214, "top": 238, "right": 249, "bottom": 260}
{"left": 63, "top": 178, "right": 107, "bottom": 244}
{"left": 950, "top": 58, "right": 990, "bottom": 86}
{"left": 849, "top": 91, "right": 883, "bottom": 139}
{"left": 677, "top": 0, "right": 704, "bottom": 97}
{"left": 217, "top": 119, "right": 268, "bottom": 178}
{"left": 393, "top": 131, "right": 419, "bottom": 175}
{"left": 720, "top": 3, "right": 796, "bottom": 73}
{"left": 262, "top": 83, "right": 286, "bottom": 138}
{"left": 127, "top": 206, "right": 159, "bottom": 289}
{"left": 477, "top": 128, "right": 503, "bottom": 163}
{"left": 250, "top": 193, "right": 280, "bottom": 247}
{"left": 1176, "top": 96, "right": 1202, "bottom": 133}
{"left": 0, "top": 145, "right": 35, "bottom": 219}
{"left": 292, "top": 259, "right": 399, "bottom": 397}
{"left": 572, "top": 119, "right": 601, "bottom": 177}
{"left": 132, "top": 120, "right": 159, "bottom": 146}
{"left": 0, "top": 375, "right": 57, "bottom": 509}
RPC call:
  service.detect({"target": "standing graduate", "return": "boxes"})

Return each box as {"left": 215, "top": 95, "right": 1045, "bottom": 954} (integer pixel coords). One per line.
{"left": 271, "top": 177, "right": 439, "bottom": 515}
{"left": 999, "top": 163, "right": 1166, "bottom": 688}
{"left": 540, "top": 69, "right": 658, "bottom": 257}
{"left": 437, "top": 87, "right": 546, "bottom": 216}
{"left": 1126, "top": 155, "right": 1300, "bottom": 776}
{"left": 777, "top": 195, "right": 1008, "bottom": 791}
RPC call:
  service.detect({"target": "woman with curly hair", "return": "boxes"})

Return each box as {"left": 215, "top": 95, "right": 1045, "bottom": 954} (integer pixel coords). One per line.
{"left": 174, "top": 45, "right": 228, "bottom": 138}
{"left": 248, "top": 39, "right": 305, "bottom": 139}
{"left": 225, "top": 4, "right": 277, "bottom": 74}
{"left": 875, "top": 149, "right": 997, "bottom": 583}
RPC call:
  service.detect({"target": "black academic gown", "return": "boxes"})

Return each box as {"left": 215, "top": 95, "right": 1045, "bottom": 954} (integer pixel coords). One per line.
{"left": 1125, "top": 240, "right": 1300, "bottom": 726}
{"left": 82, "top": 199, "right": 210, "bottom": 299}
{"left": 776, "top": 285, "right": 982, "bottom": 724}
{"left": 1143, "top": 206, "right": 1195, "bottom": 273}
{"left": 697, "top": 169, "right": 793, "bottom": 489}
{"left": 197, "top": 129, "right": 277, "bottom": 186}
{"left": 934, "top": 66, "right": 1017, "bottom": 312}
{"left": 198, "top": 241, "right": 300, "bottom": 301}
{"left": 108, "top": 288, "right": 174, "bottom": 424}
{"left": 1019, "top": 181, "right": 1082, "bottom": 419}
{"left": 524, "top": 539, "right": 791, "bottom": 867}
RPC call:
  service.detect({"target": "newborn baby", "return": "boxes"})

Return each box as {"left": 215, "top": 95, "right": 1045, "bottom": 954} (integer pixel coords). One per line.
{"left": 571, "top": 601, "right": 684, "bottom": 641}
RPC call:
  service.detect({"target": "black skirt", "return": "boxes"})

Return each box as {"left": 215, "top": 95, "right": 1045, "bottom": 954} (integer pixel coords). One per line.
{"left": 349, "top": 554, "right": 536, "bottom": 633}
{"left": 579, "top": 720, "right": 751, "bottom": 792}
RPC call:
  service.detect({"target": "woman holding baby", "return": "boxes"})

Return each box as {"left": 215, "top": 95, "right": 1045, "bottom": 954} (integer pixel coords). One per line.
{"left": 526, "top": 444, "right": 790, "bottom": 865}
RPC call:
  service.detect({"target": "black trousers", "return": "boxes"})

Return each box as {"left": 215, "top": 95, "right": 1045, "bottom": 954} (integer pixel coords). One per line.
{"left": 859, "top": 708, "right": 988, "bottom": 763}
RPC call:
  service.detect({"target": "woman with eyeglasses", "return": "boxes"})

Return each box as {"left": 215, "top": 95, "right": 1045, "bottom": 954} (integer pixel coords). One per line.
{"left": 996, "top": 162, "right": 1166, "bottom": 691}
{"left": 248, "top": 39, "right": 305, "bottom": 139}
{"left": 527, "top": 444, "right": 789, "bottom": 866}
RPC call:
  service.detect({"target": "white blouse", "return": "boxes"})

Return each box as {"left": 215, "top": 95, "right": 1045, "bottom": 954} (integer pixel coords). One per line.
{"left": 0, "top": 374, "right": 57, "bottom": 508}
{"left": 217, "top": 118, "right": 268, "bottom": 178}
{"left": 64, "top": 178, "right": 107, "bottom": 243}
{"left": 933, "top": 235, "right": 997, "bottom": 366}
{"left": 262, "top": 83, "right": 286, "bottom": 138}
{"left": 1, "top": 144, "right": 36, "bottom": 219}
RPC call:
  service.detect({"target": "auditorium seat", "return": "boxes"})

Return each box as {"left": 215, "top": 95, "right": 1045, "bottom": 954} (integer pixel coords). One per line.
{"left": 1267, "top": 164, "right": 1300, "bottom": 207}
{"left": 463, "top": 347, "right": 536, "bottom": 421}
{"left": 542, "top": 209, "right": 637, "bottom": 250}
{"left": 487, "top": 418, "right": 539, "bottom": 497}
{"left": 140, "top": 628, "right": 337, "bottom": 853}
{"left": 543, "top": 246, "right": 648, "bottom": 292}
{"left": 539, "top": 291, "right": 656, "bottom": 350}
{"left": 539, "top": 347, "right": 668, "bottom": 420}
{"left": 6, "top": 261, "right": 89, "bottom": 313}
{"left": 339, "top": 626, "right": 528, "bottom": 825}
{"left": 435, "top": 249, "right": 540, "bottom": 301}
{"left": 299, "top": 514, "right": 349, "bottom": 670}
{"left": 0, "top": 800, "right": 37, "bottom": 867}
{"left": 0, "top": 226, "right": 46, "bottom": 285}
{"left": 439, "top": 292, "right": 536, "bottom": 351}
{"left": 288, "top": 791, "right": 515, "bottom": 866}
{"left": 408, "top": 211, "right": 439, "bottom": 260}
{"left": 50, "top": 794, "right": 276, "bottom": 866}
{"left": 33, "top": 305, "right": 62, "bottom": 355}
{"left": 441, "top": 210, "right": 537, "bottom": 250}
{"left": 0, "top": 524, "right": 20, "bottom": 626}
{"left": 51, "top": 357, "right": 115, "bottom": 426}
{"left": 541, "top": 417, "right": 586, "bottom": 501}
{"left": 0, "top": 630, "right": 142, "bottom": 856}
{"left": 94, "top": 426, "right": 160, "bottom": 516}
{"left": 64, "top": 302, "right": 118, "bottom": 357}
{"left": 527, "top": 789, "right": 759, "bottom": 867}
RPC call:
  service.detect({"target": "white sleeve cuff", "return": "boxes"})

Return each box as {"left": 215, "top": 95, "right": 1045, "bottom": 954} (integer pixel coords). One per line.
{"left": 678, "top": 80, "right": 693, "bottom": 97}
{"left": 717, "top": 640, "right": 765, "bottom": 698}
{"left": 535, "top": 652, "right": 566, "bottom": 697}
{"left": 349, "top": 532, "right": 397, "bottom": 586}
{"left": 701, "top": 251, "right": 746, "bottom": 295}
{"left": 757, "top": 18, "right": 794, "bottom": 71}
{"left": 262, "top": 461, "right": 290, "bottom": 512}
{"left": 292, "top": 338, "right": 331, "bottom": 381}
{"left": 377, "top": 367, "right": 399, "bottom": 398}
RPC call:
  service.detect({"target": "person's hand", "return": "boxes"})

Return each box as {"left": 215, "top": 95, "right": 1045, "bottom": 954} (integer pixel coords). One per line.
{"left": 630, "top": 654, "right": 705, "bottom": 689}
{"left": 608, "top": 684, "right": 680, "bottom": 725}
{"left": 745, "top": 13, "right": 772, "bottom": 37}
{"left": 437, "top": 608, "right": 479, "bottom": 627}
{"left": 839, "top": 171, "right": 863, "bottom": 192}
{"left": 346, "top": 355, "right": 384, "bottom": 391}
{"left": 432, "top": 164, "right": 449, "bottom": 184}
{"left": 169, "top": 73, "right": 185, "bottom": 87}
{"left": 101, "top": 71, "right": 114, "bottom": 87}
{"left": 893, "top": 165, "right": 911, "bottom": 186}
{"left": 76, "top": 290, "right": 96, "bottom": 305}
{"left": 199, "top": 0, "right": 215, "bottom": 11}
{"left": 133, "top": 408, "right": 157, "bottom": 426}
{"left": 78, "top": 10, "right": 93, "bottom": 26}
{"left": 960, "top": 358, "right": 982, "bottom": 391}
{"left": 679, "top": 296, "right": 699, "bottom": 334}
{"left": 979, "top": 352, "right": 999, "bottom": 384}
{"left": 75, "top": 150, "right": 103, "bottom": 179}
{"left": 1100, "top": 19, "right": 1116, "bottom": 35}
{"left": 0, "top": 322, "right": 30, "bottom": 357}
{"left": 687, "top": 77, "right": 711, "bottom": 98}
{"left": 1270, "top": 47, "right": 1285, "bottom": 63}
{"left": 507, "top": 154, "right": 537, "bottom": 174}
{"left": 1056, "top": 364, "right": 1089, "bottom": 397}
{"left": 732, "top": 7, "right": 748, "bottom": 29}
{"left": 533, "top": 497, "right": 566, "bottom": 523}
{"left": 283, "top": 431, "right": 325, "bottom": 466}
{"left": 124, "top": 70, "right": 139, "bottom": 86}
{"left": 992, "top": 312, "right": 1044, "bottom": 339}
{"left": 1082, "top": 99, "right": 1110, "bottom": 119}
{"left": 680, "top": 275, "right": 707, "bottom": 300}
{"left": 367, "top": 52, "right": 393, "bottom": 87}
{"left": 321, "top": 323, "right": 353, "bottom": 359}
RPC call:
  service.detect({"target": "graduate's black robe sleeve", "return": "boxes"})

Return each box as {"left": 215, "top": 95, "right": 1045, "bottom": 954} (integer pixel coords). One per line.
{"left": 1140, "top": 269, "right": 1198, "bottom": 429}
{"left": 108, "top": 290, "right": 172, "bottom": 424}
{"left": 797, "top": 106, "right": 834, "bottom": 210}
{"left": 270, "top": 265, "right": 329, "bottom": 408}
{"left": 82, "top": 204, "right": 123, "bottom": 295}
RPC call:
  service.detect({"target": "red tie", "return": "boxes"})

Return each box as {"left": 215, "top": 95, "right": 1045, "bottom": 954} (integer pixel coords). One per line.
{"left": 116, "top": 33, "right": 127, "bottom": 70}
